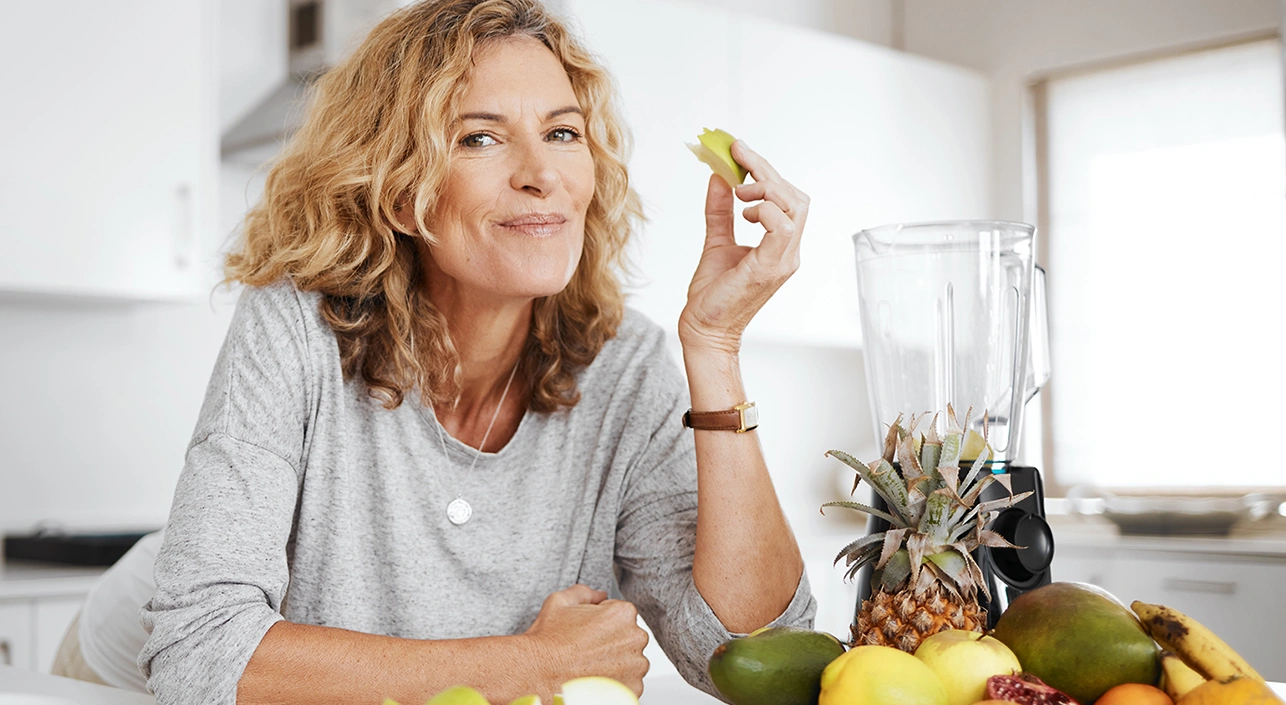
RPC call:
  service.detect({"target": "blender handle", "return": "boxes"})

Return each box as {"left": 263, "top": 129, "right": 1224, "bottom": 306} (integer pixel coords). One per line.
{"left": 1025, "top": 265, "right": 1051, "bottom": 401}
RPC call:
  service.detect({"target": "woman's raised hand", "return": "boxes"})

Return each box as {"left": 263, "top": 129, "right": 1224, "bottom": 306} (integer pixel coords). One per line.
{"left": 678, "top": 141, "right": 810, "bottom": 355}
{"left": 521, "top": 584, "right": 650, "bottom": 697}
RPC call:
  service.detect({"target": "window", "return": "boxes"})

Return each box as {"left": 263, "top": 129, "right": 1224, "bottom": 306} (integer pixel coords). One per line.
{"left": 1040, "top": 37, "right": 1285, "bottom": 491}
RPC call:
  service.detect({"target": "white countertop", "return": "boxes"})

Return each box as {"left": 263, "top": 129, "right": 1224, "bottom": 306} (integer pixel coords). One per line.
{"left": 0, "top": 667, "right": 718, "bottom": 704}
{"left": 0, "top": 667, "right": 153, "bottom": 705}
{"left": 0, "top": 562, "right": 105, "bottom": 601}
{"left": 3, "top": 666, "right": 1284, "bottom": 705}
{"left": 1049, "top": 513, "right": 1286, "bottom": 557}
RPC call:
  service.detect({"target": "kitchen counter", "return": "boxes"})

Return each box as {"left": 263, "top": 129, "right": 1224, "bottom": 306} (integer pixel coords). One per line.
{"left": 0, "top": 667, "right": 719, "bottom": 704}
{"left": 0, "top": 666, "right": 153, "bottom": 704}
{"left": 3, "top": 666, "right": 1284, "bottom": 704}
{"left": 0, "top": 561, "right": 106, "bottom": 601}
{"left": 1049, "top": 513, "right": 1286, "bottom": 557}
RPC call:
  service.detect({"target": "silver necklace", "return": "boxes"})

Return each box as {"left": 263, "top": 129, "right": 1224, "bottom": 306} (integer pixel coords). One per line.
{"left": 428, "top": 359, "right": 520, "bottom": 526}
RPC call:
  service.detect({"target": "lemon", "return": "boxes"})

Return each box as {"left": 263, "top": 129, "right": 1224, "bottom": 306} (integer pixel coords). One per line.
{"left": 820, "top": 645, "right": 948, "bottom": 705}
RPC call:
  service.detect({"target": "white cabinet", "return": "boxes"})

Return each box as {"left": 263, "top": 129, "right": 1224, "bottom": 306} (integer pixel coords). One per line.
{"left": 0, "top": 600, "right": 35, "bottom": 670}
{"left": 0, "top": 0, "right": 218, "bottom": 301}
{"left": 0, "top": 597, "right": 84, "bottom": 672}
{"left": 563, "top": 0, "right": 991, "bottom": 346}
{"left": 1052, "top": 543, "right": 1286, "bottom": 681}
{"left": 33, "top": 597, "right": 83, "bottom": 673}
{"left": 0, "top": 564, "right": 102, "bottom": 673}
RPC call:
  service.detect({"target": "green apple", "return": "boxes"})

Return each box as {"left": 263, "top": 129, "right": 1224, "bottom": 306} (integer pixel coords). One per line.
{"left": 426, "top": 685, "right": 491, "bottom": 705}
{"left": 507, "top": 696, "right": 542, "bottom": 705}
{"left": 687, "top": 127, "right": 748, "bottom": 187}
{"left": 553, "top": 676, "right": 639, "bottom": 705}
{"left": 914, "top": 631, "right": 1021, "bottom": 705}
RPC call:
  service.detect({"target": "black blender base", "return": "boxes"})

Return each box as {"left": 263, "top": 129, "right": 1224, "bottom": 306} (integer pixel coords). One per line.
{"left": 855, "top": 465, "right": 1055, "bottom": 632}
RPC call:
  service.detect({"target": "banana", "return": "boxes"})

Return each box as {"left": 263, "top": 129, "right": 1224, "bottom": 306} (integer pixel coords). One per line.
{"left": 1159, "top": 650, "right": 1207, "bottom": 701}
{"left": 1131, "top": 600, "right": 1264, "bottom": 683}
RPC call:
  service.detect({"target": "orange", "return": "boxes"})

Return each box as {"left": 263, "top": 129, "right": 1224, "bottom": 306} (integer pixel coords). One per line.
{"left": 1178, "top": 677, "right": 1285, "bottom": 705}
{"left": 1098, "top": 683, "right": 1173, "bottom": 705}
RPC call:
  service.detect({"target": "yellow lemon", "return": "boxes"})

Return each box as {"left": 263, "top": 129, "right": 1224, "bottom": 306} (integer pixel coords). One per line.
{"left": 820, "top": 645, "right": 948, "bottom": 705}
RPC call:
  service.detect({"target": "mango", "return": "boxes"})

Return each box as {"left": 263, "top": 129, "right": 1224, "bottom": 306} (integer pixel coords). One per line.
{"left": 708, "top": 626, "right": 847, "bottom": 705}
{"left": 991, "top": 582, "right": 1161, "bottom": 704}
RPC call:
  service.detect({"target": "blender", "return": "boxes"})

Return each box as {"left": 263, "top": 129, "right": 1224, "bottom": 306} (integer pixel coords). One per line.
{"left": 852, "top": 220, "right": 1054, "bottom": 628}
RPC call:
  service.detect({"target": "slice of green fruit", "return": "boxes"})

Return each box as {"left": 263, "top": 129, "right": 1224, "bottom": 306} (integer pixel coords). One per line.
{"left": 687, "top": 127, "right": 748, "bottom": 187}
{"left": 555, "top": 676, "right": 639, "bottom": 705}
{"left": 426, "top": 686, "right": 491, "bottom": 705}
{"left": 508, "top": 696, "right": 542, "bottom": 705}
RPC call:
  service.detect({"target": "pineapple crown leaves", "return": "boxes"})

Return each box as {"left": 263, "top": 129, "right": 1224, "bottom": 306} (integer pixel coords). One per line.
{"left": 822, "top": 406, "right": 1033, "bottom": 598}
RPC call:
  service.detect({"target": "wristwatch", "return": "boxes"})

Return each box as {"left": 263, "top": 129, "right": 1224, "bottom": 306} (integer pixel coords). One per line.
{"left": 682, "top": 401, "right": 759, "bottom": 433}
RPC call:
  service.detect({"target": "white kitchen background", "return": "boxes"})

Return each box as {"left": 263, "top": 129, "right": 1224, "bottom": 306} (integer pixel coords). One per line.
{"left": 2, "top": 0, "right": 1285, "bottom": 685}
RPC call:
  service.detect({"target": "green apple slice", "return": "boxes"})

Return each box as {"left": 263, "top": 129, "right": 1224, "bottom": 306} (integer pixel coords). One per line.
{"left": 553, "top": 676, "right": 639, "bottom": 705}
{"left": 426, "top": 686, "right": 491, "bottom": 705}
{"left": 687, "top": 127, "right": 748, "bottom": 187}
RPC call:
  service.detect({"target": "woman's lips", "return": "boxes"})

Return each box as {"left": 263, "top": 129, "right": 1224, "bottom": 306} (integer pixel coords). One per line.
{"left": 498, "top": 213, "right": 567, "bottom": 238}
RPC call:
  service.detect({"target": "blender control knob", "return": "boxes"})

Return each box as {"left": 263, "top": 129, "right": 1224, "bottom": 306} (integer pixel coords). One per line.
{"left": 989, "top": 509, "right": 1055, "bottom": 585}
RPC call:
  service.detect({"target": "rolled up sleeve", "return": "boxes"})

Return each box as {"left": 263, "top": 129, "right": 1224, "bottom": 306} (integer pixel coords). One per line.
{"left": 612, "top": 366, "right": 816, "bottom": 700}
{"left": 139, "top": 282, "right": 311, "bottom": 704}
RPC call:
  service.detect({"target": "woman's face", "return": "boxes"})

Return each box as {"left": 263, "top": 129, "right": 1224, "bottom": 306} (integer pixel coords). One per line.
{"left": 418, "top": 35, "right": 596, "bottom": 304}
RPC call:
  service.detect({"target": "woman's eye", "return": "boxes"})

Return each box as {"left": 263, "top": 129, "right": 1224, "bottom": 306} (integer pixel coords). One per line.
{"left": 460, "top": 133, "right": 497, "bottom": 148}
{"left": 547, "top": 127, "right": 583, "bottom": 143}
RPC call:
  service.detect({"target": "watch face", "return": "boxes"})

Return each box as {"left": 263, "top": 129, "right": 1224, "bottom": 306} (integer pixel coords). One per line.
{"left": 741, "top": 404, "right": 759, "bottom": 430}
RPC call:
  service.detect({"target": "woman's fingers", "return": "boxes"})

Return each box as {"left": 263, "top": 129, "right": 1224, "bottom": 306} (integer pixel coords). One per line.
{"left": 704, "top": 174, "right": 737, "bottom": 249}
{"left": 741, "top": 200, "right": 800, "bottom": 268}
{"left": 730, "top": 140, "right": 781, "bottom": 184}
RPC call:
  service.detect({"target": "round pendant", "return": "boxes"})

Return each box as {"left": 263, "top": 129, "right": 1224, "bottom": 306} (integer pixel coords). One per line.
{"left": 446, "top": 497, "right": 473, "bottom": 525}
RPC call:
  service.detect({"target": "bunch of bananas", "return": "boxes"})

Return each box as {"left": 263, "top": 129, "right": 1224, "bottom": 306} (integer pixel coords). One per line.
{"left": 1131, "top": 601, "right": 1282, "bottom": 704}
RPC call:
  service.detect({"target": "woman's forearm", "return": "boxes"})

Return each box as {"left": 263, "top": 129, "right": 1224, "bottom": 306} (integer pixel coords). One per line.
{"left": 237, "top": 621, "right": 548, "bottom": 705}
{"left": 683, "top": 347, "right": 804, "bottom": 634}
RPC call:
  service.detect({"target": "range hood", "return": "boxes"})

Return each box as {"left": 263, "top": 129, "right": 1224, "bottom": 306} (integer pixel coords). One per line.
{"left": 221, "top": 0, "right": 407, "bottom": 165}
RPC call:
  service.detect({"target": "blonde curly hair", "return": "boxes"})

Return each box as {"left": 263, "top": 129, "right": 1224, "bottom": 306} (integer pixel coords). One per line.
{"left": 224, "top": 0, "right": 642, "bottom": 412}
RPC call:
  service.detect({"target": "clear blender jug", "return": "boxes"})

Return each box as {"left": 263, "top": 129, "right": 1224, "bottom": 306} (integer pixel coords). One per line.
{"left": 853, "top": 220, "right": 1049, "bottom": 462}
{"left": 852, "top": 220, "right": 1054, "bottom": 625}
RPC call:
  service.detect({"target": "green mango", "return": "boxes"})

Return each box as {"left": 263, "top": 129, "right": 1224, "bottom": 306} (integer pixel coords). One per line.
{"left": 991, "top": 582, "right": 1161, "bottom": 704}
{"left": 708, "top": 626, "right": 847, "bottom": 705}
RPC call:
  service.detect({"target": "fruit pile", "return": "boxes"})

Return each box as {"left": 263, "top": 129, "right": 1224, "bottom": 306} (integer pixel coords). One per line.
{"left": 706, "top": 585, "right": 1282, "bottom": 705}
{"left": 386, "top": 676, "right": 638, "bottom": 705}
{"left": 703, "top": 406, "right": 1282, "bottom": 705}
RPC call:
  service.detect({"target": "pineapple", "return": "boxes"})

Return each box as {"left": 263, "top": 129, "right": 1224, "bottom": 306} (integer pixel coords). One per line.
{"left": 821, "top": 406, "right": 1031, "bottom": 653}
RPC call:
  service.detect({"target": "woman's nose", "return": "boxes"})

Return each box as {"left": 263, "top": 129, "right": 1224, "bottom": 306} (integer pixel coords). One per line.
{"left": 509, "top": 137, "right": 561, "bottom": 196}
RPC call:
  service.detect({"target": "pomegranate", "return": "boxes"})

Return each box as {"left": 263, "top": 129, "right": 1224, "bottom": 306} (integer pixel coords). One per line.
{"left": 987, "top": 674, "right": 1080, "bottom": 704}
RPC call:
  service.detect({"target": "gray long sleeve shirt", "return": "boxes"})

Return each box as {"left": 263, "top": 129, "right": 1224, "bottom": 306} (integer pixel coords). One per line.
{"left": 138, "top": 280, "right": 815, "bottom": 704}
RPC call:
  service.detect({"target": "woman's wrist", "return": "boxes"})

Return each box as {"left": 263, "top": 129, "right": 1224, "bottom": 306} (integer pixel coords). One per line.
{"left": 682, "top": 345, "right": 746, "bottom": 412}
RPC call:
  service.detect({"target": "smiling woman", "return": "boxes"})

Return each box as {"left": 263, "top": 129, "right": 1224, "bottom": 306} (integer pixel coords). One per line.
{"left": 134, "top": 1, "right": 817, "bottom": 704}
{"left": 225, "top": 3, "right": 636, "bottom": 415}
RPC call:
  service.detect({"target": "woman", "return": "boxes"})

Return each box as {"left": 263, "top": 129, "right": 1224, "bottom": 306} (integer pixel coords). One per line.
{"left": 140, "top": 1, "right": 814, "bottom": 703}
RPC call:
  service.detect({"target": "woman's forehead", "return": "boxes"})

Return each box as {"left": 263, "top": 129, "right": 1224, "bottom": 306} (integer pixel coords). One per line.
{"left": 457, "top": 35, "right": 579, "bottom": 116}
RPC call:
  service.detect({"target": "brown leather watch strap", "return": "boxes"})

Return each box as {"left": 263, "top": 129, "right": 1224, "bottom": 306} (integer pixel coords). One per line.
{"left": 682, "top": 402, "right": 759, "bottom": 433}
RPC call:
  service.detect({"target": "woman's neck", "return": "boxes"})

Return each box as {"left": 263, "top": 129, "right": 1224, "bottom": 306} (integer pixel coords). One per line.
{"left": 424, "top": 273, "right": 532, "bottom": 444}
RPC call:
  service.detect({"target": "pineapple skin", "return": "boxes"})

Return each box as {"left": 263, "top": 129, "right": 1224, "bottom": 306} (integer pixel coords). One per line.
{"left": 852, "top": 584, "right": 986, "bottom": 653}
